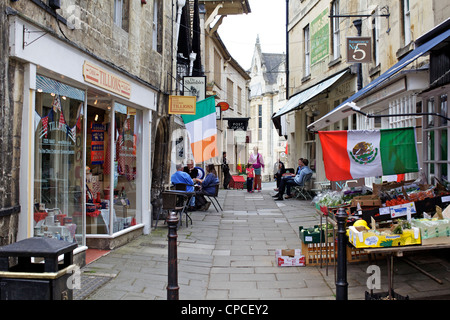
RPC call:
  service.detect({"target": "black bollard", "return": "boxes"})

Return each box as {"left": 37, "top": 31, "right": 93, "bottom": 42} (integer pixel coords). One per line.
{"left": 167, "top": 211, "right": 179, "bottom": 300}
{"left": 335, "top": 207, "right": 348, "bottom": 300}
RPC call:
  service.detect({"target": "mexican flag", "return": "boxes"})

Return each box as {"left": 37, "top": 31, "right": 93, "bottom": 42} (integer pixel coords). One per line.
{"left": 318, "top": 127, "right": 419, "bottom": 181}
{"left": 182, "top": 96, "right": 217, "bottom": 163}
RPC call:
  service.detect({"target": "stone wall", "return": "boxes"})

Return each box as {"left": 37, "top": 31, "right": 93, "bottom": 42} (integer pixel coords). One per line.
{"left": 0, "top": 1, "right": 21, "bottom": 246}
{"left": 1, "top": 1, "right": 176, "bottom": 243}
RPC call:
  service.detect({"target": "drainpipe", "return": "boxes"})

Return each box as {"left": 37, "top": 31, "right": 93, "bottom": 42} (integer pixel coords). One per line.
{"left": 285, "top": 0, "right": 289, "bottom": 100}
{"left": 353, "top": 19, "right": 363, "bottom": 90}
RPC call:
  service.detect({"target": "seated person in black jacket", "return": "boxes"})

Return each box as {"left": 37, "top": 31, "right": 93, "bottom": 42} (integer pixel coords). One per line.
{"left": 183, "top": 159, "right": 198, "bottom": 179}
{"left": 274, "top": 160, "right": 286, "bottom": 190}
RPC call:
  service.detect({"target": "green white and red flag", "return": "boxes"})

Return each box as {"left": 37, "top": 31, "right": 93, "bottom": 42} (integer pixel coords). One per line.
{"left": 181, "top": 96, "right": 217, "bottom": 163}
{"left": 318, "top": 127, "right": 419, "bottom": 181}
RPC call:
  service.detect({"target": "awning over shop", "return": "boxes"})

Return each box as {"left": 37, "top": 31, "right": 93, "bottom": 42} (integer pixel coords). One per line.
{"left": 308, "top": 27, "right": 450, "bottom": 131}
{"left": 272, "top": 69, "right": 348, "bottom": 119}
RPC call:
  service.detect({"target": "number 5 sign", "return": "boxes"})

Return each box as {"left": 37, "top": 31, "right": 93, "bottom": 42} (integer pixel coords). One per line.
{"left": 347, "top": 37, "right": 372, "bottom": 63}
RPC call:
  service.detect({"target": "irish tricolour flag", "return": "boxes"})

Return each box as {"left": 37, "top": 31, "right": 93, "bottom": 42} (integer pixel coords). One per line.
{"left": 318, "top": 127, "right": 419, "bottom": 181}
{"left": 182, "top": 96, "right": 217, "bottom": 163}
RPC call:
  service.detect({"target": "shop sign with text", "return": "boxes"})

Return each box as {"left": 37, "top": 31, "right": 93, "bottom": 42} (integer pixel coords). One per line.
{"left": 346, "top": 37, "right": 372, "bottom": 63}
{"left": 83, "top": 61, "right": 131, "bottom": 98}
{"left": 169, "top": 95, "right": 196, "bottom": 115}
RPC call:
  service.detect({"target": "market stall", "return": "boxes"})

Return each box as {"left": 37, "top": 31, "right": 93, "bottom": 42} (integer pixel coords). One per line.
{"left": 305, "top": 127, "right": 450, "bottom": 299}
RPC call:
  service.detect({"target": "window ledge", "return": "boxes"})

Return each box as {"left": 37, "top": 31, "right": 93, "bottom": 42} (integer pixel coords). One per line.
{"left": 369, "top": 64, "right": 381, "bottom": 78}
{"left": 328, "top": 57, "right": 342, "bottom": 68}
{"left": 396, "top": 42, "right": 414, "bottom": 60}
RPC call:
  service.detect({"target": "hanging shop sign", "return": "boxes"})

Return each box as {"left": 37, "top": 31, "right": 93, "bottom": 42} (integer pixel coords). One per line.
{"left": 346, "top": 37, "right": 372, "bottom": 63}
{"left": 183, "top": 76, "right": 206, "bottom": 101}
{"left": 217, "top": 101, "right": 229, "bottom": 112}
{"left": 168, "top": 95, "right": 196, "bottom": 115}
{"left": 223, "top": 118, "right": 250, "bottom": 131}
{"left": 83, "top": 61, "right": 131, "bottom": 98}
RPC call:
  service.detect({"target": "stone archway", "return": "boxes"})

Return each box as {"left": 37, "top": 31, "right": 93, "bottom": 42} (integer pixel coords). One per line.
{"left": 150, "top": 116, "right": 170, "bottom": 222}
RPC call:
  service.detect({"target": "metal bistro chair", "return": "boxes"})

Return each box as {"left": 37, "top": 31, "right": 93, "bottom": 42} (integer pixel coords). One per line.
{"left": 174, "top": 183, "right": 194, "bottom": 223}
{"left": 154, "top": 191, "right": 191, "bottom": 228}
{"left": 292, "top": 173, "right": 313, "bottom": 200}
{"left": 205, "top": 184, "right": 223, "bottom": 212}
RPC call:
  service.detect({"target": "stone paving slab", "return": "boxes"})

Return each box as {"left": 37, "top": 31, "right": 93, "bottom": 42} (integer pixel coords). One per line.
{"left": 81, "top": 182, "right": 450, "bottom": 301}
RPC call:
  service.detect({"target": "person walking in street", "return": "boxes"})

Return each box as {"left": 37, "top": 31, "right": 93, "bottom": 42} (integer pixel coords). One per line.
{"left": 249, "top": 147, "right": 264, "bottom": 192}
{"left": 273, "top": 158, "right": 312, "bottom": 201}
{"left": 222, "top": 151, "right": 231, "bottom": 189}
{"left": 246, "top": 163, "right": 255, "bottom": 192}
{"left": 193, "top": 163, "right": 219, "bottom": 211}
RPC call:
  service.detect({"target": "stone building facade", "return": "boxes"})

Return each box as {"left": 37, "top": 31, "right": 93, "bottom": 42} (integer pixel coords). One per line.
{"left": 281, "top": 0, "right": 450, "bottom": 186}
{"left": 1, "top": 0, "right": 177, "bottom": 250}
{"left": 249, "top": 36, "right": 287, "bottom": 180}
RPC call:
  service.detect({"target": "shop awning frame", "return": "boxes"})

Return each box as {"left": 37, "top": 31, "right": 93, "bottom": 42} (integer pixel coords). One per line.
{"left": 308, "top": 27, "right": 450, "bottom": 131}
{"left": 272, "top": 69, "right": 349, "bottom": 119}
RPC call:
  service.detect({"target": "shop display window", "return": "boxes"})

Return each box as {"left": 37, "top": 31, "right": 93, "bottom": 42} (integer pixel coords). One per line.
{"left": 34, "top": 75, "right": 85, "bottom": 244}
{"left": 85, "top": 102, "right": 142, "bottom": 235}
{"left": 33, "top": 75, "right": 143, "bottom": 242}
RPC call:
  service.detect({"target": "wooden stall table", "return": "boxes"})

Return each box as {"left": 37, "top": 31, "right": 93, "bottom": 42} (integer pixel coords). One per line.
{"left": 364, "top": 241, "right": 450, "bottom": 299}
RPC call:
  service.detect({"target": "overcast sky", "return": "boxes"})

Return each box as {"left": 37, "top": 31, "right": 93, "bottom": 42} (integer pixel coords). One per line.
{"left": 217, "top": 0, "right": 286, "bottom": 71}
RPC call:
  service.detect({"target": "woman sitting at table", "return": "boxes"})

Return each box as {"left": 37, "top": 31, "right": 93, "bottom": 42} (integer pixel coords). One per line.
{"left": 193, "top": 163, "right": 219, "bottom": 211}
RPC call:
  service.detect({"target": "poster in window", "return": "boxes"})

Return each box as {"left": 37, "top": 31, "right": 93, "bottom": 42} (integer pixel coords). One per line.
{"left": 91, "top": 123, "right": 105, "bottom": 165}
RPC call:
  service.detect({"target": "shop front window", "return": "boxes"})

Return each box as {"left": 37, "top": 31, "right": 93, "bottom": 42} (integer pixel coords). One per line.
{"left": 34, "top": 75, "right": 85, "bottom": 244}
{"left": 85, "top": 102, "right": 142, "bottom": 234}
{"left": 114, "top": 103, "right": 141, "bottom": 231}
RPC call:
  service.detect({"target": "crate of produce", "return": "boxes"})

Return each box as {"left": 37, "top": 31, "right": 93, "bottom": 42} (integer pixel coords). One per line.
{"left": 299, "top": 225, "right": 333, "bottom": 244}
{"left": 301, "top": 242, "right": 335, "bottom": 266}
{"left": 411, "top": 218, "right": 450, "bottom": 239}
{"left": 348, "top": 225, "right": 421, "bottom": 248}
{"left": 301, "top": 241, "right": 369, "bottom": 265}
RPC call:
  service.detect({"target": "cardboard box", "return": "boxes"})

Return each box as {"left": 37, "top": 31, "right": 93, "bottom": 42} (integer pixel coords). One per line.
{"left": 348, "top": 226, "right": 421, "bottom": 248}
{"left": 411, "top": 218, "right": 450, "bottom": 240}
{"left": 389, "top": 202, "right": 416, "bottom": 218}
{"left": 299, "top": 225, "right": 334, "bottom": 244}
{"left": 351, "top": 195, "right": 382, "bottom": 207}
{"left": 275, "top": 249, "right": 305, "bottom": 267}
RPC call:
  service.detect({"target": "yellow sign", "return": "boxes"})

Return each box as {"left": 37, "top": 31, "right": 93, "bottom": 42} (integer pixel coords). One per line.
{"left": 83, "top": 61, "right": 131, "bottom": 98}
{"left": 169, "top": 95, "right": 196, "bottom": 115}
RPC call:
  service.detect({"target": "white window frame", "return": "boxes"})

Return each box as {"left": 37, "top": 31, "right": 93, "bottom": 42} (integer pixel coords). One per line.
{"left": 423, "top": 92, "right": 450, "bottom": 185}
{"left": 304, "top": 25, "right": 310, "bottom": 77}
{"left": 114, "top": 0, "right": 123, "bottom": 28}
{"left": 403, "top": 0, "right": 411, "bottom": 45}
{"left": 152, "top": 0, "right": 158, "bottom": 50}
{"left": 332, "top": 0, "right": 340, "bottom": 60}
